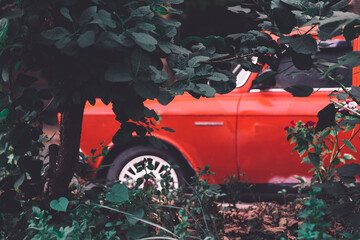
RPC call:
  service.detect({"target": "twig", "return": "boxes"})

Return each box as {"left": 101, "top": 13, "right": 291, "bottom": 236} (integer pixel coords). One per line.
{"left": 314, "top": 66, "right": 360, "bottom": 104}
{"left": 204, "top": 52, "right": 258, "bottom": 64}
{"left": 333, "top": 127, "right": 360, "bottom": 161}
{"left": 330, "top": 99, "right": 360, "bottom": 117}
{"left": 303, "top": 24, "right": 318, "bottom": 35}
{"left": 42, "top": 96, "right": 55, "bottom": 113}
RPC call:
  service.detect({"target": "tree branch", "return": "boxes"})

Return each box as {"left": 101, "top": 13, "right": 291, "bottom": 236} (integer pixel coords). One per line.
{"left": 204, "top": 52, "right": 258, "bottom": 64}
{"left": 314, "top": 66, "right": 360, "bottom": 104}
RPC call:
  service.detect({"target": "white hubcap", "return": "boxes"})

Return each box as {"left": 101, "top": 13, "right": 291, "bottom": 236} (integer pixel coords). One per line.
{"left": 118, "top": 155, "right": 179, "bottom": 190}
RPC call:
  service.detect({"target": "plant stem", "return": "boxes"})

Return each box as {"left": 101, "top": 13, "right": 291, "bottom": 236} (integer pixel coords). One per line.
{"left": 333, "top": 127, "right": 360, "bottom": 160}
{"left": 204, "top": 52, "right": 258, "bottom": 64}
{"left": 329, "top": 133, "right": 337, "bottom": 165}
{"left": 314, "top": 66, "right": 360, "bottom": 104}
{"left": 149, "top": 204, "right": 205, "bottom": 237}
{"left": 330, "top": 99, "right": 360, "bottom": 117}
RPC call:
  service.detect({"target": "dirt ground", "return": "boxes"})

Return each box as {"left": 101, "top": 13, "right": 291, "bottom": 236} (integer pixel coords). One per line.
{"left": 219, "top": 202, "right": 300, "bottom": 240}
{"left": 42, "top": 124, "right": 301, "bottom": 239}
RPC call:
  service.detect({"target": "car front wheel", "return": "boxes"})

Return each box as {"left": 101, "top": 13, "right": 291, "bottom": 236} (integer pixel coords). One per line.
{"left": 106, "top": 145, "right": 185, "bottom": 190}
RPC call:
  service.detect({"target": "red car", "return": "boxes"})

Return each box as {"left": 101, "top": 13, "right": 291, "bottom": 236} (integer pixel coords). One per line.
{"left": 80, "top": 38, "right": 359, "bottom": 189}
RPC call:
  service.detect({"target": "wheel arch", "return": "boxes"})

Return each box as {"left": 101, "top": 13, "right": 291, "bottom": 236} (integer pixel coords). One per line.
{"left": 96, "top": 136, "right": 196, "bottom": 181}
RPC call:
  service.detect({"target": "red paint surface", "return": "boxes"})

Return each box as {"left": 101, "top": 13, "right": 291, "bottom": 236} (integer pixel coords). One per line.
{"left": 81, "top": 84, "right": 360, "bottom": 184}
{"left": 80, "top": 36, "right": 360, "bottom": 184}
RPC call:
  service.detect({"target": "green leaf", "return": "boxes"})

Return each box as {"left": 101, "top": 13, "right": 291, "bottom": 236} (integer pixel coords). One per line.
{"left": 338, "top": 51, "right": 360, "bottom": 68}
{"left": 128, "top": 6, "right": 152, "bottom": 20}
{"left": 131, "top": 32, "right": 157, "bottom": 52}
{"left": 0, "top": 108, "right": 9, "bottom": 122}
{"left": 0, "top": 154, "right": 7, "bottom": 168}
{"left": 126, "top": 226, "right": 147, "bottom": 240}
{"left": 14, "top": 173, "right": 25, "bottom": 188}
{"left": 273, "top": 7, "right": 297, "bottom": 34}
{"left": 1, "top": 67, "right": 9, "bottom": 82}
{"left": 0, "top": 9, "right": 24, "bottom": 20}
{"left": 291, "top": 52, "right": 313, "bottom": 70}
{"left": 169, "top": 44, "right": 191, "bottom": 55}
{"left": 153, "top": 5, "right": 169, "bottom": 15}
{"left": 279, "top": 35, "right": 318, "bottom": 55}
{"left": 350, "top": 86, "right": 360, "bottom": 101}
{"left": 228, "top": 5, "right": 251, "bottom": 14}
{"left": 136, "top": 22, "right": 156, "bottom": 32}
{"left": 77, "top": 31, "right": 95, "bottom": 48}
{"left": 126, "top": 208, "right": 145, "bottom": 225}
{"left": 336, "top": 92, "right": 349, "bottom": 101}
{"left": 169, "top": 0, "right": 184, "bottom": 4}
{"left": 14, "top": 61, "right": 20, "bottom": 71}
{"left": 208, "top": 72, "right": 229, "bottom": 81}
{"left": 197, "top": 83, "right": 216, "bottom": 97}
{"left": 315, "top": 104, "right": 336, "bottom": 132}
{"left": 105, "top": 221, "right": 123, "bottom": 228}
{"left": 308, "top": 153, "right": 320, "bottom": 168}
{"left": 336, "top": 163, "right": 360, "bottom": 177}
{"left": 319, "top": 11, "right": 360, "bottom": 41}
{"left": 157, "top": 89, "right": 174, "bottom": 105}
{"left": 56, "top": 37, "right": 71, "bottom": 49}
{"left": 60, "top": 8, "right": 72, "bottom": 22}
{"left": 154, "top": 15, "right": 181, "bottom": 28}
{"left": 108, "top": 33, "right": 134, "bottom": 47}
{"left": 280, "top": 0, "right": 311, "bottom": 10}
{"left": 134, "top": 81, "right": 160, "bottom": 100}
{"left": 188, "top": 56, "right": 210, "bottom": 68}
{"left": 0, "top": 18, "right": 8, "bottom": 42}
{"left": 165, "top": 26, "right": 177, "bottom": 37}
{"left": 161, "top": 127, "right": 175, "bottom": 133}
{"left": 112, "top": 128, "right": 133, "bottom": 145}
{"left": 41, "top": 27, "right": 70, "bottom": 40}
{"left": 50, "top": 197, "right": 69, "bottom": 212}
{"left": 106, "top": 183, "right": 129, "bottom": 203}
{"left": 9, "top": 124, "right": 33, "bottom": 155}
{"left": 79, "top": 6, "right": 97, "bottom": 25}
{"left": 105, "top": 65, "right": 132, "bottom": 82}
{"left": 343, "top": 139, "right": 356, "bottom": 152}
{"left": 328, "top": 0, "right": 351, "bottom": 11}
{"left": 252, "top": 70, "right": 277, "bottom": 86}
{"left": 343, "top": 19, "right": 360, "bottom": 41}
{"left": 149, "top": 66, "right": 168, "bottom": 83}
{"left": 131, "top": 49, "right": 151, "bottom": 75}
{"left": 285, "top": 84, "right": 313, "bottom": 97}
{"left": 98, "top": 9, "right": 116, "bottom": 28}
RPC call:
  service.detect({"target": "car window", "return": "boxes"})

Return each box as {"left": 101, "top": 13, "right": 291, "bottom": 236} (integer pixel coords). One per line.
{"left": 233, "top": 57, "right": 258, "bottom": 87}
{"left": 252, "top": 41, "right": 353, "bottom": 90}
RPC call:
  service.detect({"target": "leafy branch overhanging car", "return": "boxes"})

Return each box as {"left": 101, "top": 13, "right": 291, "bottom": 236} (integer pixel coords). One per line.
{"left": 79, "top": 37, "right": 360, "bottom": 190}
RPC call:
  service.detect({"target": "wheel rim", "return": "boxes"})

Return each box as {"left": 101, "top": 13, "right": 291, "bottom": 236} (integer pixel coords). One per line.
{"left": 118, "top": 155, "right": 179, "bottom": 190}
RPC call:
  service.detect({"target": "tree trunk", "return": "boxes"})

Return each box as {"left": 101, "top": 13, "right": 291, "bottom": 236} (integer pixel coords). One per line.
{"left": 43, "top": 102, "right": 85, "bottom": 207}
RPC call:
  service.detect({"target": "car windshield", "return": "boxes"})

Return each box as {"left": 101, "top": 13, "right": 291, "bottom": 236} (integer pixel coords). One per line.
{"left": 252, "top": 40, "right": 353, "bottom": 89}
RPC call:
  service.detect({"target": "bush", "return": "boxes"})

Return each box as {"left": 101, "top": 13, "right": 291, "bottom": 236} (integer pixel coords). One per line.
{"left": 0, "top": 162, "right": 226, "bottom": 240}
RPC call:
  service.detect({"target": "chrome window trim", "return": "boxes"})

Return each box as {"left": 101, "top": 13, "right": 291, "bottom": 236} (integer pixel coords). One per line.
{"left": 249, "top": 87, "right": 351, "bottom": 93}
{"left": 233, "top": 57, "right": 258, "bottom": 88}
{"left": 235, "top": 68, "right": 252, "bottom": 88}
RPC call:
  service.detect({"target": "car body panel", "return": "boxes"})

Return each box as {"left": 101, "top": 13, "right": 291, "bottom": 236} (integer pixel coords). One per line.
{"left": 81, "top": 86, "right": 359, "bottom": 184}
{"left": 237, "top": 90, "right": 330, "bottom": 183}
{"left": 80, "top": 37, "right": 360, "bottom": 185}
{"left": 82, "top": 91, "right": 241, "bottom": 183}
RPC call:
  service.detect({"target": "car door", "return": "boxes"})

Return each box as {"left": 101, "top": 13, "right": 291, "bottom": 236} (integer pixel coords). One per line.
{"left": 236, "top": 42, "right": 354, "bottom": 184}
{"left": 147, "top": 89, "right": 241, "bottom": 184}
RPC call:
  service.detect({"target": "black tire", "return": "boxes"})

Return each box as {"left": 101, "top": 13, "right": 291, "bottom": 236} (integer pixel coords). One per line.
{"left": 106, "top": 145, "right": 185, "bottom": 189}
